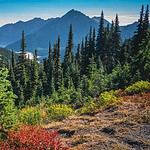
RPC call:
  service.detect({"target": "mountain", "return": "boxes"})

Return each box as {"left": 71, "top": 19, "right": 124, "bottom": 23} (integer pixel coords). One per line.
{"left": 120, "top": 22, "right": 138, "bottom": 40}
{"left": 6, "top": 9, "right": 101, "bottom": 56}
{"left": 0, "top": 9, "right": 140, "bottom": 57}
{"left": 92, "top": 16, "right": 111, "bottom": 26}
{"left": 0, "top": 47, "right": 13, "bottom": 65}
{"left": 0, "top": 18, "right": 47, "bottom": 47}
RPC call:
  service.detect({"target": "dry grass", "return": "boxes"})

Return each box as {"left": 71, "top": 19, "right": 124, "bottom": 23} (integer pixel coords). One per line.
{"left": 44, "top": 92, "right": 150, "bottom": 150}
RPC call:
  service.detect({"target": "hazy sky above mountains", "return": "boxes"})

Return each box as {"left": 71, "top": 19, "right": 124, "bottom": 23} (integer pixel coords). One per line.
{"left": 0, "top": 0, "right": 149, "bottom": 26}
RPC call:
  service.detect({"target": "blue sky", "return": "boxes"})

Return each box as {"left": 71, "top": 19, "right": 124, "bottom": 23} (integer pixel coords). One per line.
{"left": 0, "top": 0, "right": 149, "bottom": 26}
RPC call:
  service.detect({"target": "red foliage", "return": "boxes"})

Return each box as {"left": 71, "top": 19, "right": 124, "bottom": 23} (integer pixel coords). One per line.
{"left": 0, "top": 125, "right": 68, "bottom": 150}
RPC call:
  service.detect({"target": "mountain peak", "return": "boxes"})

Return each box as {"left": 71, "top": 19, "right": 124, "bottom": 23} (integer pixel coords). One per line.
{"left": 62, "top": 9, "right": 87, "bottom": 18}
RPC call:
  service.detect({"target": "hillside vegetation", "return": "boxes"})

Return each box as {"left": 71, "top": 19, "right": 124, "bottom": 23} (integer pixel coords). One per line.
{"left": 0, "top": 5, "right": 150, "bottom": 150}
{"left": 44, "top": 91, "right": 150, "bottom": 150}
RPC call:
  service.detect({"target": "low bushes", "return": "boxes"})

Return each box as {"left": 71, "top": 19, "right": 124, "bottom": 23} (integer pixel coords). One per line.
{"left": 125, "top": 81, "right": 150, "bottom": 95}
{"left": 99, "top": 90, "right": 120, "bottom": 106}
{"left": 77, "top": 100, "right": 98, "bottom": 115}
{"left": 0, "top": 125, "right": 68, "bottom": 150}
{"left": 77, "top": 90, "right": 120, "bottom": 115}
{"left": 18, "top": 104, "right": 74, "bottom": 124}
{"left": 18, "top": 107, "right": 44, "bottom": 125}
{"left": 48, "top": 89, "right": 83, "bottom": 109}
{"left": 47, "top": 104, "right": 73, "bottom": 121}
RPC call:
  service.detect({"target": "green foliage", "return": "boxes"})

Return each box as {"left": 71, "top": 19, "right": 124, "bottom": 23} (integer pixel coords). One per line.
{"left": 77, "top": 97, "right": 98, "bottom": 115}
{"left": 88, "top": 70, "right": 107, "bottom": 97}
{"left": 47, "top": 104, "right": 73, "bottom": 121}
{"left": 78, "top": 90, "right": 120, "bottom": 115}
{"left": 48, "top": 88, "right": 83, "bottom": 109}
{"left": 100, "top": 90, "right": 120, "bottom": 106}
{"left": 108, "top": 63, "right": 131, "bottom": 89}
{"left": 125, "top": 81, "right": 150, "bottom": 95}
{"left": 7, "top": 7, "right": 150, "bottom": 111}
{"left": 0, "top": 68, "right": 17, "bottom": 130}
{"left": 19, "top": 107, "right": 43, "bottom": 125}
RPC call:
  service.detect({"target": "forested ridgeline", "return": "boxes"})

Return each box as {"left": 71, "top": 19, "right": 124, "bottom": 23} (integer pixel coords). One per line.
{"left": 3, "top": 5, "right": 149, "bottom": 108}
{"left": 0, "top": 5, "right": 150, "bottom": 150}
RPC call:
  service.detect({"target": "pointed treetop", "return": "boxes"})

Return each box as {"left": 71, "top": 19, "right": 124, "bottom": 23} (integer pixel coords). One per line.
{"left": 34, "top": 49, "right": 38, "bottom": 60}
{"left": 21, "top": 30, "right": 26, "bottom": 52}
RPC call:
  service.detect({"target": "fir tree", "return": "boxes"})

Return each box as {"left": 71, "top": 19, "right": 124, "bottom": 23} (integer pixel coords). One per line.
{"left": 112, "top": 14, "right": 121, "bottom": 65}
{"left": 63, "top": 25, "right": 74, "bottom": 88}
{"left": 19, "top": 30, "right": 27, "bottom": 62}
{"left": 96, "top": 11, "right": 105, "bottom": 64}
{"left": 53, "top": 36, "right": 62, "bottom": 91}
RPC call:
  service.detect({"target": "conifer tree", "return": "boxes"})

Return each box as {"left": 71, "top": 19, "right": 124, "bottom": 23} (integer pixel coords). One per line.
{"left": 0, "top": 68, "right": 17, "bottom": 130}
{"left": 112, "top": 14, "right": 121, "bottom": 65}
{"left": 53, "top": 36, "right": 62, "bottom": 91}
{"left": 80, "top": 37, "right": 88, "bottom": 75}
{"left": 143, "top": 5, "right": 149, "bottom": 37}
{"left": 96, "top": 11, "right": 105, "bottom": 64}
{"left": 132, "top": 5, "right": 144, "bottom": 56}
{"left": 19, "top": 30, "right": 27, "bottom": 62}
{"left": 92, "top": 28, "right": 96, "bottom": 57}
{"left": 63, "top": 25, "right": 74, "bottom": 88}
{"left": 47, "top": 42, "right": 54, "bottom": 95}
{"left": 76, "top": 44, "right": 81, "bottom": 65}
{"left": 30, "top": 50, "right": 39, "bottom": 102}
{"left": 11, "top": 50, "right": 15, "bottom": 70}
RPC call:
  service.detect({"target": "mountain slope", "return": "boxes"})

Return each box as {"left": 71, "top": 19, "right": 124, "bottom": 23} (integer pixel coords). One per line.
{"left": 120, "top": 22, "right": 138, "bottom": 40}
{"left": 2, "top": 9, "right": 142, "bottom": 57}
{"left": 6, "top": 9, "right": 101, "bottom": 56}
{"left": 0, "top": 18, "right": 47, "bottom": 47}
{"left": 0, "top": 47, "right": 14, "bottom": 65}
{"left": 92, "top": 16, "right": 111, "bottom": 26}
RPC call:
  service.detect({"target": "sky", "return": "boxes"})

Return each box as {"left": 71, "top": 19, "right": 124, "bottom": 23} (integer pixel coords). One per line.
{"left": 0, "top": 0, "right": 149, "bottom": 26}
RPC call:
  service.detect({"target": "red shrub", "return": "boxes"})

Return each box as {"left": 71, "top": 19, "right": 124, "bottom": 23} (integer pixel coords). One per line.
{"left": 0, "top": 125, "right": 68, "bottom": 150}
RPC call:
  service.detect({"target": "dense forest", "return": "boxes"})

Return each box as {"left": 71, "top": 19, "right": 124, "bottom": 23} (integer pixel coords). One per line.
{"left": 1, "top": 5, "right": 149, "bottom": 108}
{"left": 0, "top": 5, "right": 150, "bottom": 150}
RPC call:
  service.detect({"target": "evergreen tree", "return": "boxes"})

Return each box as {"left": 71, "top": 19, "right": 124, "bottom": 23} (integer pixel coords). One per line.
{"left": 63, "top": 25, "right": 74, "bottom": 88}
{"left": 111, "top": 14, "right": 121, "bottom": 65}
{"left": 0, "top": 68, "right": 17, "bottom": 130}
{"left": 53, "top": 36, "right": 62, "bottom": 91}
{"left": 131, "top": 5, "right": 149, "bottom": 79}
{"left": 19, "top": 30, "right": 27, "bottom": 62}
{"left": 143, "top": 5, "right": 149, "bottom": 37}
{"left": 92, "top": 28, "right": 96, "bottom": 57}
{"left": 80, "top": 37, "right": 89, "bottom": 75}
{"left": 132, "top": 5, "right": 145, "bottom": 56}
{"left": 76, "top": 44, "right": 81, "bottom": 67}
{"left": 30, "top": 50, "right": 39, "bottom": 102}
{"left": 11, "top": 50, "right": 15, "bottom": 70}
{"left": 133, "top": 30, "right": 150, "bottom": 81}
{"left": 96, "top": 11, "right": 105, "bottom": 65}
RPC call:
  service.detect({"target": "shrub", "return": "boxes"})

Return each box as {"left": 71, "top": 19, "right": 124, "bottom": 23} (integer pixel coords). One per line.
{"left": 100, "top": 90, "right": 120, "bottom": 106}
{"left": 47, "top": 104, "right": 73, "bottom": 121}
{"left": 48, "top": 89, "right": 83, "bottom": 109}
{"left": 0, "top": 68, "right": 17, "bottom": 130}
{"left": 108, "top": 64, "right": 131, "bottom": 89}
{"left": 78, "top": 90, "right": 120, "bottom": 115}
{"left": 19, "top": 107, "right": 44, "bottom": 125}
{"left": 125, "top": 81, "right": 150, "bottom": 95}
{"left": 0, "top": 125, "right": 68, "bottom": 150}
{"left": 77, "top": 100, "right": 98, "bottom": 115}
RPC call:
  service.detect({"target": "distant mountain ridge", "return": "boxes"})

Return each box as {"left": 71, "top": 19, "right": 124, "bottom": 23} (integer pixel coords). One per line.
{"left": 0, "top": 18, "right": 48, "bottom": 47}
{"left": 0, "top": 9, "right": 141, "bottom": 57}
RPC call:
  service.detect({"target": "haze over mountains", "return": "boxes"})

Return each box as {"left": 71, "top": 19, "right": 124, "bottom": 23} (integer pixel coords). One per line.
{"left": 0, "top": 9, "right": 139, "bottom": 57}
